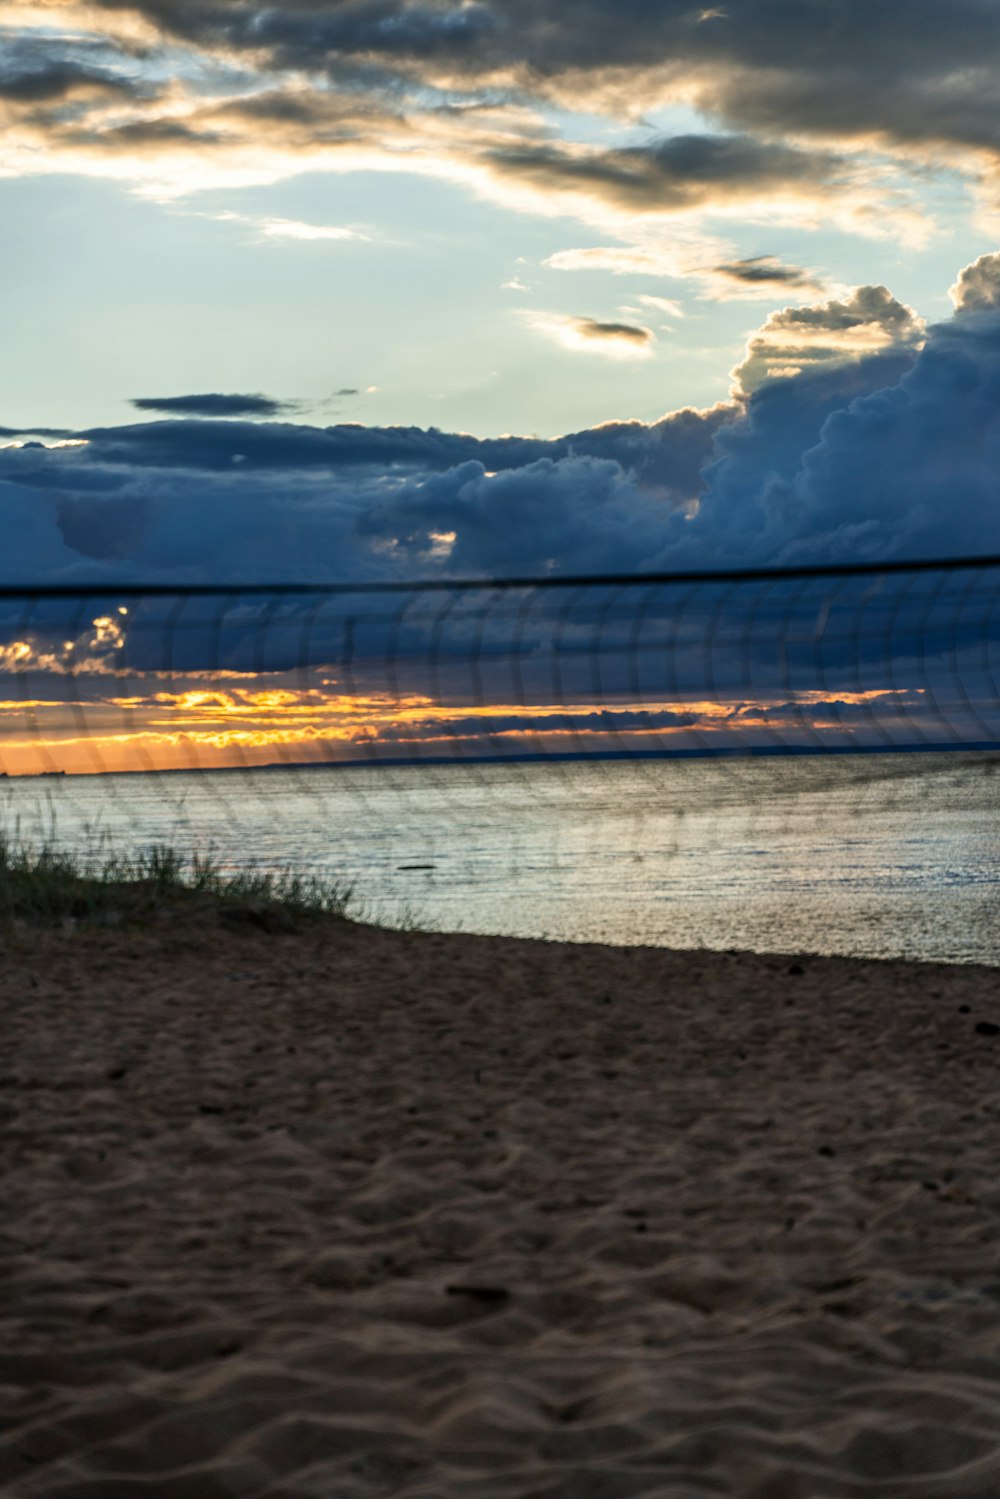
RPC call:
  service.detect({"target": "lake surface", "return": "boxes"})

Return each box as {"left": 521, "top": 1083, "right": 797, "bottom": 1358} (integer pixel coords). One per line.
{"left": 3, "top": 751, "right": 1000, "bottom": 964}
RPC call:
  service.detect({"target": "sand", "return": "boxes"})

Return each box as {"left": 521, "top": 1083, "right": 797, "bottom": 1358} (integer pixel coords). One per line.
{"left": 3, "top": 909, "right": 1000, "bottom": 1497}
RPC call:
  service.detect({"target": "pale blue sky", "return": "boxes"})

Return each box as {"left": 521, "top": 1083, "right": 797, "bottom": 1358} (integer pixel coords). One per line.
{"left": 2, "top": 11, "right": 996, "bottom": 442}
{"left": 0, "top": 160, "right": 989, "bottom": 439}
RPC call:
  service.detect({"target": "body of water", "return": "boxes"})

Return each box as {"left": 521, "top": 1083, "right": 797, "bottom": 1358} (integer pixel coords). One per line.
{"left": 3, "top": 751, "right": 1000, "bottom": 964}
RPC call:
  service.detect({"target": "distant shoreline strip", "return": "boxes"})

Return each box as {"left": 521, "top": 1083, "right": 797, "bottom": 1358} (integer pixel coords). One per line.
{"left": 6, "top": 739, "right": 1000, "bottom": 781}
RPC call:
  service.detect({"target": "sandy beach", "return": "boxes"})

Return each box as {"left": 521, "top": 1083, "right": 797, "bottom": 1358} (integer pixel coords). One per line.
{"left": 3, "top": 908, "right": 1000, "bottom": 1497}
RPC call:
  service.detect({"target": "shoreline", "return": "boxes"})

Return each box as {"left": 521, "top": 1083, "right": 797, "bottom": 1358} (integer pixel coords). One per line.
{"left": 4, "top": 912, "right": 1000, "bottom": 1496}
{"left": 4, "top": 738, "right": 1000, "bottom": 780}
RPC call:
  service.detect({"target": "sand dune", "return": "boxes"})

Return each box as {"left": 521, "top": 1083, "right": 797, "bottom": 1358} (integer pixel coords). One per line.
{"left": 3, "top": 911, "right": 1000, "bottom": 1496}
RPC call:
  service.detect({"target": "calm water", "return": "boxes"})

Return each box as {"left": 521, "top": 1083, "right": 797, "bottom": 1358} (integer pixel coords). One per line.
{"left": 3, "top": 751, "right": 1000, "bottom": 964}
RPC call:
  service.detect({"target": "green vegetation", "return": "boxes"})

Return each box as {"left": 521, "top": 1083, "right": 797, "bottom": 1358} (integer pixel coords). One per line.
{"left": 0, "top": 834, "right": 356, "bottom": 928}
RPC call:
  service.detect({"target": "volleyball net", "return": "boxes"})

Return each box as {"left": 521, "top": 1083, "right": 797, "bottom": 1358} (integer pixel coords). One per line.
{"left": 2, "top": 557, "right": 999, "bottom": 783}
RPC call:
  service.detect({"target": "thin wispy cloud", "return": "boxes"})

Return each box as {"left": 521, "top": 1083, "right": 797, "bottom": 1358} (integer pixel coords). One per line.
{"left": 635, "top": 295, "right": 684, "bottom": 318}
{"left": 255, "top": 217, "right": 365, "bottom": 242}
{"left": 702, "top": 255, "right": 824, "bottom": 301}
{"left": 201, "top": 210, "right": 367, "bottom": 242}
{"left": 523, "top": 310, "right": 656, "bottom": 357}
{"left": 544, "top": 244, "right": 823, "bottom": 303}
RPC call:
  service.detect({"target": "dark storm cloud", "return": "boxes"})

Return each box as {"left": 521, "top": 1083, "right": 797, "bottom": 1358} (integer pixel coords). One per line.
{"left": 73, "top": 402, "right": 730, "bottom": 500}
{"left": 486, "top": 134, "right": 845, "bottom": 213}
{"left": 4, "top": 257, "right": 1000, "bottom": 590}
{"left": 79, "top": 0, "right": 1000, "bottom": 162}
{"left": 653, "top": 284, "right": 1000, "bottom": 570}
{"left": 14, "top": 0, "right": 1000, "bottom": 242}
{"left": 0, "top": 402, "right": 729, "bottom": 585}
{"left": 130, "top": 393, "right": 293, "bottom": 419}
{"left": 0, "top": 63, "right": 134, "bottom": 103}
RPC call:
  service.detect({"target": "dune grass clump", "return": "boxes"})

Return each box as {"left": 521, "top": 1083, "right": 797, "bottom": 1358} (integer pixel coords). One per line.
{"left": 0, "top": 833, "right": 355, "bottom": 928}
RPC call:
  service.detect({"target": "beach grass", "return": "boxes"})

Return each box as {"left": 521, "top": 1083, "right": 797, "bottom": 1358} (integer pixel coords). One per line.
{"left": 0, "top": 832, "right": 356, "bottom": 927}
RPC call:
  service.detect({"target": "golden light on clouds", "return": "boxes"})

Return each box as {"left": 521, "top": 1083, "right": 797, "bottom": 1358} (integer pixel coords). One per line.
{"left": 0, "top": 670, "right": 929, "bottom": 779}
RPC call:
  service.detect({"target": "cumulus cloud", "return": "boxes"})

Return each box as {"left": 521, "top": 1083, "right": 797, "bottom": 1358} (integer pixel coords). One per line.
{"left": 130, "top": 393, "right": 293, "bottom": 418}
{"left": 4, "top": 254, "right": 1000, "bottom": 588}
{"left": 647, "top": 254, "right": 1000, "bottom": 569}
{"left": 731, "top": 285, "right": 925, "bottom": 396}
{"left": 778, "top": 310, "right": 1000, "bottom": 562}
{"left": 950, "top": 251, "right": 1000, "bottom": 314}
{"left": 0, "top": 397, "right": 730, "bottom": 584}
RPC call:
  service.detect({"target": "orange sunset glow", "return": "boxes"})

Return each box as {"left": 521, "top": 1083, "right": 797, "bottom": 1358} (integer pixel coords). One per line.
{"left": 0, "top": 672, "right": 928, "bottom": 778}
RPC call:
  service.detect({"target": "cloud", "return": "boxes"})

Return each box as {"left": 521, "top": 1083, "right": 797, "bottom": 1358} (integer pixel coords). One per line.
{"left": 715, "top": 255, "right": 813, "bottom": 287}
{"left": 486, "top": 133, "right": 853, "bottom": 216}
{"left": 193, "top": 209, "right": 367, "bottom": 242}
{"left": 256, "top": 216, "right": 362, "bottom": 242}
{"left": 950, "top": 251, "right": 1000, "bottom": 314}
{"left": 704, "top": 254, "right": 823, "bottom": 300}
{"left": 0, "top": 61, "right": 135, "bottom": 104}
{"left": 0, "top": 0, "right": 994, "bottom": 256}
{"left": 130, "top": 392, "right": 293, "bottom": 418}
{"left": 635, "top": 294, "right": 684, "bottom": 319}
{"left": 4, "top": 254, "right": 1000, "bottom": 591}
{"left": 74, "top": 402, "right": 730, "bottom": 497}
{"left": 0, "top": 426, "right": 75, "bottom": 441}
{"left": 731, "top": 285, "right": 925, "bottom": 396}
{"left": 777, "top": 306, "right": 1000, "bottom": 562}
{"left": 0, "top": 9, "right": 939, "bottom": 251}
{"left": 645, "top": 254, "right": 1000, "bottom": 570}
{"left": 572, "top": 316, "right": 654, "bottom": 346}
{"left": 524, "top": 311, "right": 656, "bottom": 357}
{"left": 544, "top": 246, "right": 692, "bottom": 277}
{"left": 58, "top": 0, "right": 1000, "bottom": 176}
{"left": 544, "top": 244, "right": 822, "bottom": 304}
{"left": 200, "top": 212, "right": 365, "bottom": 244}
{"left": 0, "top": 396, "right": 730, "bottom": 585}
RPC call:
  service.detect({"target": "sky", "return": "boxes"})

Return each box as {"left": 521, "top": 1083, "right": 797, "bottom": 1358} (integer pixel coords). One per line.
{"left": 5, "top": 0, "right": 1000, "bottom": 584}
{"left": 5, "top": 1, "right": 1000, "bottom": 771}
